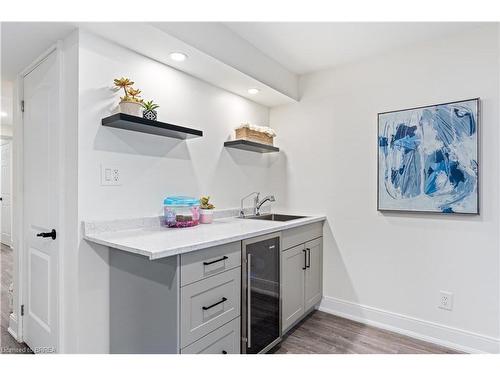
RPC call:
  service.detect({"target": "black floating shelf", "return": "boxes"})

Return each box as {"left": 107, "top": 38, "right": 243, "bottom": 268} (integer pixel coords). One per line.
{"left": 102, "top": 113, "right": 203, "bottom": 140}
{"left": 224, "top": 139, "right": 280, "bottom": 153}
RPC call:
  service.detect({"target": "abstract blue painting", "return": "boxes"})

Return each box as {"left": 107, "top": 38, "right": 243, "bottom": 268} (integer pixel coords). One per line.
{"left": 378, "top": 99, "right": 479, "bottom": 214}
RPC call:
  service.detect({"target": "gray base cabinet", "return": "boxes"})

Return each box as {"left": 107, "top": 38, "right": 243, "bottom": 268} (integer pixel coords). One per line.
{"left": 109, "top": 242, "right": 241, "bottom": 354}
{"left": 108, "top": 221, "right": 323, "bottom": 353}
{"left": 281, "top": 223, "right": 323, "bottom": 334}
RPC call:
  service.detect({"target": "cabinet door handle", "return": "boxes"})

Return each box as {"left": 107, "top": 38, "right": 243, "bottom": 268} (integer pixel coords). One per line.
{"left": 306, "top": 248, "right": 311, "bottom": 268}
{"left": 203, "top": 256, "right": 228, "bottom": 266}
{"left": 302, "top": 249, "right": 307, "bottom": 270}
{"left": 202, "top": 297, "right": 227, "bottom": 311}
{"left": 222, "top": 350, "right": 227, "bottom": 354}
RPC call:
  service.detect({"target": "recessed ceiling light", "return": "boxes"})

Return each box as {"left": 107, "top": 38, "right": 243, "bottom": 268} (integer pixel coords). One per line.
{"left": 169, "top": 52, "right": 188, "bottom": 62}
{"left": 247, "top": 88, "right": 260, "bottom": 95}
{"left": 0, "top": 111, "right": 7, "bottom": 117}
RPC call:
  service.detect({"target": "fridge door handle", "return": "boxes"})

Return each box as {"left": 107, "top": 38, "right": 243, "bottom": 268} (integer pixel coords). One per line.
{"left": 247, "top": 253, "right": 252, "bottom": 348}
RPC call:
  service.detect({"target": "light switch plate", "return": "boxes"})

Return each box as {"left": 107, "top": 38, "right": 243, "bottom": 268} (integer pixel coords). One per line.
{"left": 100, "top": 164, "right": 121, "bottom": 186}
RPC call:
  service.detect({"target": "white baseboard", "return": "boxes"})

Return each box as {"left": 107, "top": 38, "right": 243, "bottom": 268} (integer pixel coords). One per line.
{"left": 318, "top": 296, "right": 500, "bottom": 354}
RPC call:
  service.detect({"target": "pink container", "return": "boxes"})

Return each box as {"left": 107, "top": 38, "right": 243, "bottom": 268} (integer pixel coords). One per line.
{"left": 200, "top": 209, "right": 214, "bottom": 224}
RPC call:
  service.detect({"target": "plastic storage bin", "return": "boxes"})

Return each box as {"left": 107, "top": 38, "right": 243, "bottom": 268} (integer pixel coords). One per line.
{"left": 164, "top": 196, "right": 200, "bottom": 228}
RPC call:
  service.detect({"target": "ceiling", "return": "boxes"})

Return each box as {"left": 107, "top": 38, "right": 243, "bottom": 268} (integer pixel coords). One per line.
{"left": 224, "top": 22, "right": 485, "bottom": 75}
{"left": 1, "top": 22, "right": 76, "bottom": 80}
{"left": 0, "top": 22, "right": 488, "bottom": 110}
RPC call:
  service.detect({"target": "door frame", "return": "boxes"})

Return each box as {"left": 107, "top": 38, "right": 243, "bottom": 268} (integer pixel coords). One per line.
{"left": 11, "top": 42, "right": 65, "bottom": 351}
{"left": 0, "top": 137, "right": 13, "bottom": 247}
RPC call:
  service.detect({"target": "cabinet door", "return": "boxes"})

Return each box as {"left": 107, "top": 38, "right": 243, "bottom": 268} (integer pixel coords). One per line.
{"left": 281, "top": 244, "right": 306, "bottom": 333}
{"left": 304, "top": 237, "right": 323, "bottom": 311}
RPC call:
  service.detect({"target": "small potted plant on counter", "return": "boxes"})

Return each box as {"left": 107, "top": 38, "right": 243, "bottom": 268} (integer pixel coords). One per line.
{"left": 114, "top": 77, "right": 143, "bottom": 116}
{"left": 142, "top": 100, "right": 160, "bottom": 121}
{"left": 200, "top": 196, "right": 215, "bottom": 224}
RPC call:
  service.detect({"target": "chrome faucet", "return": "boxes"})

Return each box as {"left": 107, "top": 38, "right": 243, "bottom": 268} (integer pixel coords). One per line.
{"left": 240, "top": 192, "right": 260, "bottom": 218}
{"left": 255, "top": 195, "right": 275, "bottom": 216}
{"left": 240, "top": 192, "right": 276, "bottom": 217}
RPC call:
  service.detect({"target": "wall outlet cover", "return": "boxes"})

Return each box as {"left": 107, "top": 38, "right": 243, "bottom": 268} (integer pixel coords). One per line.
{"left": 100, "top": 164, "right": 121, "bottom": 186}
{"left": 438, "top": 291, "right": 454, "bottom": 311}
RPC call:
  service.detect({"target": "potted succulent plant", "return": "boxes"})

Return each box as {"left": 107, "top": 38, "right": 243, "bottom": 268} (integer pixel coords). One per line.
{"left": 200, "top": 196, "right": 215, "bottom": 224}
{"left": 114, "top": 77, "right": 143, "bottom": 116}
{"left": 142, "top": 100, "right": 160, "bottom": 121}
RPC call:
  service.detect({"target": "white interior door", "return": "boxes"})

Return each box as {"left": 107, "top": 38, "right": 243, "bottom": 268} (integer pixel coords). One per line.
{"left": 22, "top": 50, "right": 60, "bottom": 353}
{"left": 1, "top": 140, "right": 12, "bottom": 246}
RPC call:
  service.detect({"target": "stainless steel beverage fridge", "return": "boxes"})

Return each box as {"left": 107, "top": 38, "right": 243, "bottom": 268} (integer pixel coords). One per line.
{"left": 241, "top": 233, "right": 281, "bottom": 354}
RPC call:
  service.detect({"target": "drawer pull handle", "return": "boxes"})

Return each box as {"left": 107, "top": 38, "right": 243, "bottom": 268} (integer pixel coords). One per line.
{"left": 202, "top": 297, "right": 227, "bottom": 311}
{"left": 203, "top": 256, "right": 228, "bottom": 266}
{"left": 222, "top": 350, "right": 227, "bottom": 354}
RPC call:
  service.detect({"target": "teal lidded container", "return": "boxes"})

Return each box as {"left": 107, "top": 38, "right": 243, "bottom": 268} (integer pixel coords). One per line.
{"left": 163, "top": 196, "right": 200, "bottom": 228}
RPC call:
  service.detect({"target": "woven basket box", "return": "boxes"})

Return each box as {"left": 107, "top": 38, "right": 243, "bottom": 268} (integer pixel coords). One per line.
{"left": 235, "top": 127, "right": 274, "bottom": 145}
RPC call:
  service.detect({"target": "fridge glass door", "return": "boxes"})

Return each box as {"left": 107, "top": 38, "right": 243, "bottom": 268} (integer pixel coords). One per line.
{"left": 246, "top": 236, "right": 280, "bottom": 354}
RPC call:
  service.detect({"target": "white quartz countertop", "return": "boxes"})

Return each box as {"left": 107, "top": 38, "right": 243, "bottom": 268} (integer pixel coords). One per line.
{"left": 83, "top": 215, "right": 326, "bottom": 260}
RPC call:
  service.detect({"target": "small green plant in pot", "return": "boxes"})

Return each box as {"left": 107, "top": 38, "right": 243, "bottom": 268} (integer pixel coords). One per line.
{"left": 200, "top": 196, "right": 215, "bottom": 224}
{"left": 142, "top": 100, "right": 160, "bottom": 121}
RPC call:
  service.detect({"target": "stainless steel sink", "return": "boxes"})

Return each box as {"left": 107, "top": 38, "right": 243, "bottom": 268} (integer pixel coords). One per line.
{"left": 240, "top": 214, "right": 307, "bottom": 222}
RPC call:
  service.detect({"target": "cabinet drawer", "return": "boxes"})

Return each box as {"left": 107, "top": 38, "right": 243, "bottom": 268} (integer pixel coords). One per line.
{"left": 181, "top": 317, "right": 240, "bottom": 354}
{"left": 181, "top": 242, "right": 241, "bottom": 286}
{"left": 180, "top": 267, "right": 241, "bottom": 348}
{"left": 282, "top": 222, "right": 323, "bottom": 251}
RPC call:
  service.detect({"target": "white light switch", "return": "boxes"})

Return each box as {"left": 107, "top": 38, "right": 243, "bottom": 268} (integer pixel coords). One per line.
{"left": 101, "top": 164, "right": 121, "bottom": 186}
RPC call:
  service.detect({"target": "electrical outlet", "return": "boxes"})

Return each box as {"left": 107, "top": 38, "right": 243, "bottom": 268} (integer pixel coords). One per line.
{"left": 439, "top": 291, "right": 454, "bottom": 311}
{"left": 101, "top": 165, "right": 121, "bottom": 186}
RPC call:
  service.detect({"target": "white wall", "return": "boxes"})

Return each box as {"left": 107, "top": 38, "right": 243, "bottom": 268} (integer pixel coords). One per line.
{"left": 75, "top": 30, "right": 274, "bottom": 352}
{"left": 269, "top": 24, "right": 500, "bottom": 353}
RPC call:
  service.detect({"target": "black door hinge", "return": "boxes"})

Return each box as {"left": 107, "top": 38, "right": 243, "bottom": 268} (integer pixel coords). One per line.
{"left": 21, "top": 305, "right": 24, "bottom": 316}
{"left": 21, "top": 100, "right": 25, "bottom": 113}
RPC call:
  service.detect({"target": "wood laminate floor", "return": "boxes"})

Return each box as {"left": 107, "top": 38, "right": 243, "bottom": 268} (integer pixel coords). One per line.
{"left": 273, "top": 310, "right": 460, "bottom": 354}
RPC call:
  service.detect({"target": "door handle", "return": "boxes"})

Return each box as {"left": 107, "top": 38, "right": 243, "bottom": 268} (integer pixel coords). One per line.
{"left": 302, "top": 249, "right": 307, "bottom": 270}
{"left": 36, "top": 229, "right": 56, "bottom": 240}
{"left": 306, "top": 248, "right": 311, "bottom": 268}
{"left": 247, "top": 253, "right": 252, "bottom": 348}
